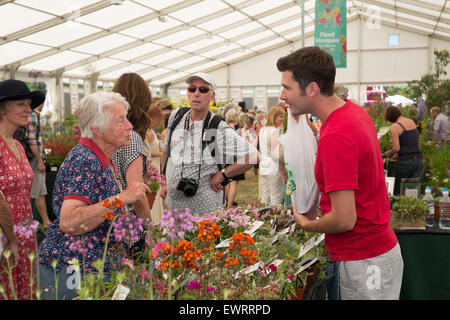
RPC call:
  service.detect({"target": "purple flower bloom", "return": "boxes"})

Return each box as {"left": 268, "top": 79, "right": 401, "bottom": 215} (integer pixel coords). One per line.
{"left": 207, "top": 286, "right": 215, "bottom": 292}
{"left": 113, "top": 214, "right": 145, "bottom": 243}
{"left": 160, "top": 208, "right": 194, "bottom": 239}
{"left": 14, "top": 219, "right": 40, "bottom": 239}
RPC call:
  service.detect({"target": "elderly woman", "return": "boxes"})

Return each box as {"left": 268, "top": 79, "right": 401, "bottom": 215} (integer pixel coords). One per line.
{"left": 38, "top": 91, "right": 149, "bottom": 300}
{"left": 0, "top": 79, "right": 45, "bottom": 300}
{"left": 383, "top": 106, "right": 424, "bottom": 196}
{"left": 258, "top": 106, "right": 286, "bottom": 206}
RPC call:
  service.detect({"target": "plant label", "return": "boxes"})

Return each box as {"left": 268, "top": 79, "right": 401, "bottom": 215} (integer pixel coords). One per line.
{"left": 314, "top": 233, "right": 325, "bottom": 246}
{"left": 216, "top": 237, "right": 232, "bottom": 248}
{"left": 298, "top": 236, "right": 317, "bottom": 258}
{"left": 244, "top": 220, "right": 264, "bottom": 235}
{"left": 294, "top": 257, "right": 318, "bottom": 275}
{"left": 243, "top": 261, "right": 263, "bottom": 275}
{"left": 271, "top": 234, "right": 279, "bottom": 244}
{"left": 278, "top": 227, "right": 290, "bottom": 236}
{"left": 112, "top": 284, "right": 130, "bottom": 300}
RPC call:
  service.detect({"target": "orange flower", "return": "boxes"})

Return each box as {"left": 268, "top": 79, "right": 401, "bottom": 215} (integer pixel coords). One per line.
{"left": 198, "top": 221, "right": 221, "bottom": 242}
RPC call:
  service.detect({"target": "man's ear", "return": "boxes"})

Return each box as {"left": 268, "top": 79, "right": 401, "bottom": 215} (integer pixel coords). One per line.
{"left": 306, "top": 82, "right": 320, "bottom": 97}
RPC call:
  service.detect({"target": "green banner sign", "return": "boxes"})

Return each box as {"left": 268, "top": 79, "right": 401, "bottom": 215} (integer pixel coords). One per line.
{"left": 314, "top": 0, "right": 347, "bottom": 68}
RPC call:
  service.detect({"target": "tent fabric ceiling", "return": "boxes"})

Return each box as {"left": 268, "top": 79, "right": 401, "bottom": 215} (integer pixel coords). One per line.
{"left": 1, "top": 0, "right": 449, "bottom": 86}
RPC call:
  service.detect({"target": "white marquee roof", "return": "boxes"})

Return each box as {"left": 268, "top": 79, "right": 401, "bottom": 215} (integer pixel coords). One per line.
{"left": 1, "top": 0, "right": 449, "bottom": 86}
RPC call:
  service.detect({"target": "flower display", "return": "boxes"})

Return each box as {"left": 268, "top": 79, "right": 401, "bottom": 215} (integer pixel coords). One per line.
{"left": 160, "top": 208, "right": 194, "bottom": 239}
{"left": 144, "top": 161, "right": 166, "bottom": 193}
{"left": 113, "top": 214, "right": 145, "bottom": 244}
{"left": 14, "top": 220, "right": 40, "bottom": 239}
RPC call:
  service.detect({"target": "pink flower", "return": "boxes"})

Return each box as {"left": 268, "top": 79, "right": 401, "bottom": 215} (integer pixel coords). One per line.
{"left": 14, "top": 219, "right": 40, "bottom": 239}
{"left": 139, "top": 266, "right": 150, "bottom": 280}
{"left": 121, "top": 257, "right": 135, "bottom": 271}
{"left": 153, "top": 241, "right": 169, "bottom": 259}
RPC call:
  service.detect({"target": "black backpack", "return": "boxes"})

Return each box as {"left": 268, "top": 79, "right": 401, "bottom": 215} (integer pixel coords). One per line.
{"left": 13, "top": 126, "right": 34, "bottom": 161}
{"left": 162, "top": 107, "right": 226, "bottom": 175}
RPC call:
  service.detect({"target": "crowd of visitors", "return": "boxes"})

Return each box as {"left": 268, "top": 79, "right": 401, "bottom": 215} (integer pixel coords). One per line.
{"left": 0, "top": 45, "right": 447, "bottom": 301}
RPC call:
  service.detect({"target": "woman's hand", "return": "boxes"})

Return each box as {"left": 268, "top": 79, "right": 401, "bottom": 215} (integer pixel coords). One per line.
{"left": 119, "top": 181, "right": 151, "bottom": 204}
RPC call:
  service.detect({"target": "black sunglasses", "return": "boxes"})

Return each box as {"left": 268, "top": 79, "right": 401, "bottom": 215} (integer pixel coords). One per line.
{"left": 187, "top": 85, "right": 210, "bottom": 94}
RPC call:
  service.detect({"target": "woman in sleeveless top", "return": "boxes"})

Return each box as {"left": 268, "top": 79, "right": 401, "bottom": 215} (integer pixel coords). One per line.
{"left": 144, "top": 106, "right": 165, "bottom": 222}
{"left": 383, "top": 106, "right": 424, "bottom": 196}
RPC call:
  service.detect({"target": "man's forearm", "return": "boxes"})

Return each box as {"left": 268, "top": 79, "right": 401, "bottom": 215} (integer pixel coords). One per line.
{"left": 29, "top": 144, "right": 42, "bottom": 161}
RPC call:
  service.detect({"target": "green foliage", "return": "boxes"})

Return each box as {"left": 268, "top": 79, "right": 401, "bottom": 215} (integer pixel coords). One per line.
{"left": 407, "top": 49, "right": 450, "bottom": 109}
{"left": 391, "top": 195, "right": 429, "bottom": 221}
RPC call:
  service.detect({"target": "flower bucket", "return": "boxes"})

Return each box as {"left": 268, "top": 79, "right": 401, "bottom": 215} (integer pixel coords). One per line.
{"left": 147, "top": 191, "right": 156, "bottom": 209}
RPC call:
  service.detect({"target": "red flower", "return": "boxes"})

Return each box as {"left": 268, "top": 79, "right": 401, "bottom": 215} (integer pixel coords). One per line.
{"left": 268, "top": 264, "right": 277, "bottom": 272}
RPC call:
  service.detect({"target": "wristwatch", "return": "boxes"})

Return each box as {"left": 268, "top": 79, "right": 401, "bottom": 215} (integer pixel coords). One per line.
{"left": 220, "top": 168, "right": 232, "bottom": 186}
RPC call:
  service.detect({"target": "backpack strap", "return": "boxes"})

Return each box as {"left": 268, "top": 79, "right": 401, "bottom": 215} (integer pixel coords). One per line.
{"left": 202, "top": 114, "right": 225, "bottom": 171}
{"left": 162, "top": 107, "right": 190, "bottom": 175}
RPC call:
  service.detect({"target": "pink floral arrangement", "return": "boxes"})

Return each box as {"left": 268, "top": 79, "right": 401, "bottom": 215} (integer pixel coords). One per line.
{"left": 144, "top": 161, "right": 166, "bottom": 193}
{"left": 14, "top": 219, "right": 40, "bottom": 239}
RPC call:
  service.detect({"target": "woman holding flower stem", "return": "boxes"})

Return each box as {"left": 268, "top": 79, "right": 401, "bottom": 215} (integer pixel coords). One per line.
{"left": 37, "top": 91, "right": 150, "bottom": 300}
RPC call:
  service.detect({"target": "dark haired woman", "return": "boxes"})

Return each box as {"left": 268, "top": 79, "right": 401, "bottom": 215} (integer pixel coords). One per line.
{"left": 111, "top": 73, "right": 152, "bottom": 246}
{"left": 383, "top": 106, "right": 423, "bottom": 196}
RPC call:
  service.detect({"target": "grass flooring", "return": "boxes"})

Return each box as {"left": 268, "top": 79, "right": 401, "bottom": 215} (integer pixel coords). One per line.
{"left": 233, "top": 168, "right": 260, "bottom": 206}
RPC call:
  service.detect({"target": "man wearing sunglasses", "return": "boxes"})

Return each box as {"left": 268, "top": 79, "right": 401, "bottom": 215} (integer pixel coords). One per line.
{"left": 161, "top": 72, "right": 259, "bottom": 215}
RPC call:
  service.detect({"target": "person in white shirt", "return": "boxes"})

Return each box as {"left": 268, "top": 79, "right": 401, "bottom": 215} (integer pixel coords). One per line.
{"left": 258, "top": 106, "right": 286, "bottom": 206}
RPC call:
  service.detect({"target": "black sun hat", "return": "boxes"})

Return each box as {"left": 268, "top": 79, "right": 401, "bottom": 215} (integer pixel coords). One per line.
{"left": 0, "top": 79, "right": 46, "bottom": 109}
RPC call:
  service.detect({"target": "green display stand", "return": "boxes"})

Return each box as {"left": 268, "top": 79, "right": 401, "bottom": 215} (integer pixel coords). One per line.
{"left": 396, "top": 228, "right": 450, "bottom": 300}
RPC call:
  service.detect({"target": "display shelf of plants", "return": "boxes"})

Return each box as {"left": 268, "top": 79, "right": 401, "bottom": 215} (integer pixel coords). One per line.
{"left": 3, "top": 203, "right": 326, "bottom": 300}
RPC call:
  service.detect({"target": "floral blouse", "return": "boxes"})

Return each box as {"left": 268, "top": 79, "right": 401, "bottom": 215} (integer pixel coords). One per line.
{"left": 39, "top": 138, "right": 121, "bottom": 273}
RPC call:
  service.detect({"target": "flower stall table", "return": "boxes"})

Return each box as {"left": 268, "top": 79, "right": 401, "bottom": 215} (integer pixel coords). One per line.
{"left": 396, "top": 227, "right": 450, "bottom": 299}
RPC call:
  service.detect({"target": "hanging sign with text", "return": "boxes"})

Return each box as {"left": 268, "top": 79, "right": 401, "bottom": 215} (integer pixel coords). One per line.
{"left": 314, "top": 0, "right": 347, "bottom": 68}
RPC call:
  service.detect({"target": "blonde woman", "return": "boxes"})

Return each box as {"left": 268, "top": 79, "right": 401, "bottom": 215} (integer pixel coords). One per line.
{"left": 258, "top": 106, "right": 286, "bottom": 206}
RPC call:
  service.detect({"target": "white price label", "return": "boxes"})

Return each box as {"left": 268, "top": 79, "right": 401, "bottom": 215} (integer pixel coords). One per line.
{"left": 314, "top": 234, "right": 325, "bottom": 246}
{"left": 244, "top": 221, "right": 264, "bottom": 235}
{"left": 298, "top": 236, "right": 317, "bottom": 258}
{"left": 294, "top": 257, "right": 318, "bottom": 275}
{"left": 216, "top": 238, "right": 232, "bottom": 248}
{"left": 112, "top": 284, "right": 130, "bottom": 300}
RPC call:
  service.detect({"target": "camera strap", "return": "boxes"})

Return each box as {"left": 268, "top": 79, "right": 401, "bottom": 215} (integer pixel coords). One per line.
{"left": 179, "top": 111, "right": 212, "bottom": 184}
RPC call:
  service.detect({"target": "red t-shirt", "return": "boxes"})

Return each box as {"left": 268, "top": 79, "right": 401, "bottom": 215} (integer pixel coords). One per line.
{"left": 315, "top": 100, "right": 397, "bottom": 261}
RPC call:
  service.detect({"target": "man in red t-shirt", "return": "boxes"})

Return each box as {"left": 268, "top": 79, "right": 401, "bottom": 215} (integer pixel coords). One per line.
{"left": 276, "top": 47, "right": 403, "bottom": 300}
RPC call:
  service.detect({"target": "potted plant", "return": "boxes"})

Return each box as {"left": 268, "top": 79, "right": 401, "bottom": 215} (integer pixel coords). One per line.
{"left": 143, "top": 161, "right": 165, "bottom": 209}
{"left": 390, "top": 195, "right": 429, "bottom": 230}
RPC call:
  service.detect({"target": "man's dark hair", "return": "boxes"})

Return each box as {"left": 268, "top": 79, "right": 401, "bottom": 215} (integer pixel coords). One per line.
{"left": 384, "top": 106, "right": 402, "bottom": 123}
{"left": 277, "top": 46, "right": 336, "bottom": 96}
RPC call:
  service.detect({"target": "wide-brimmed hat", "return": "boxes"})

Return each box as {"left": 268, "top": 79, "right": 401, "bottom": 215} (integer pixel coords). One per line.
{"left": 0, "top": 79, "right": 46, "bottom": 109}
{"left": 185, "top": 72, "right": 216, "bottom": 92}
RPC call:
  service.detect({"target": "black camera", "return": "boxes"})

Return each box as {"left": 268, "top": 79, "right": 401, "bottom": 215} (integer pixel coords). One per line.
{"left": 176, "top": 178, "right": 199, "bottom": 197}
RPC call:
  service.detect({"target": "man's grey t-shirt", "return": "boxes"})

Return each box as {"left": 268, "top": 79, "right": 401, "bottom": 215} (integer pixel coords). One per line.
{"left": 163, "top": 109, "right": 257, "bottom": 215}
{"left": 434, "top": 113, "right": 448, "bottom": 142}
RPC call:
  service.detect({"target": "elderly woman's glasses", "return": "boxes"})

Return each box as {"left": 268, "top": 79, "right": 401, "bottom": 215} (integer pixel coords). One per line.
{"left": 187, "top": 85, "right": 210, "bottom": 94}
